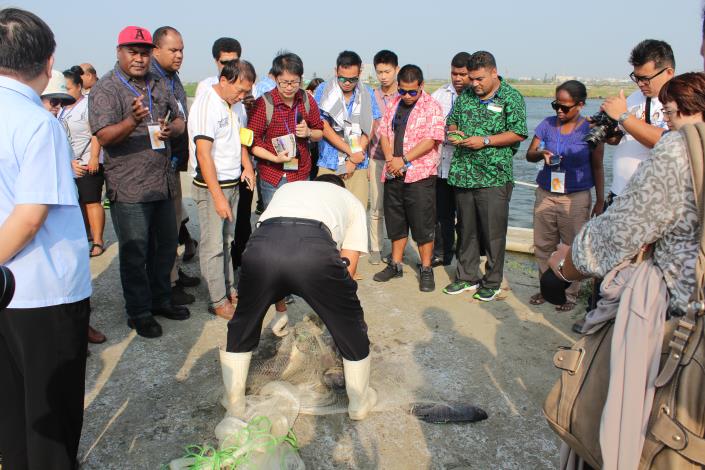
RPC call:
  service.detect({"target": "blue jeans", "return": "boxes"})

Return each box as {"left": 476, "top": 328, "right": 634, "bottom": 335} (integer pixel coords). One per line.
{"left": 258, "top": 176, "right": 287, "bottom": 210}
{"left": 111, "top": 199, "right": 177, "bottom": 319}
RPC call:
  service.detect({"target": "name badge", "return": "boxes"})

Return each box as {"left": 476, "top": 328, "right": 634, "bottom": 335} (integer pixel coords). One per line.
{"left": 551, "top": 171, "right": 566, "bottom": 194}
{"left": 487, "top": 103, "right": 503, "bottom": 113}
{"left": 148, "top": 124, "right": 166, "bottom": 150}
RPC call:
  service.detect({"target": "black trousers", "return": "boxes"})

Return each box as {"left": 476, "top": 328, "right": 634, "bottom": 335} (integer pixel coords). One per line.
{"left": 232, "top": 182, "right": 253, "bottom": 270}
{"left": 0, "top": 298, "right": 90, "bottom": 470}
{"left": 454, "top": 182, "right": 513, "bottom": 289}
{"left": 433, "top": 177, "right": 457, "bottom": 264}
{"left": 226, "top": 218, "right": 370, "bottom": 361}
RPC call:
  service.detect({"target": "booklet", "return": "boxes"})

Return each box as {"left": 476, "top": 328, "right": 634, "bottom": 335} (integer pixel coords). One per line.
{"left": 272, "top": 133, "right": 298, "bottom": 170}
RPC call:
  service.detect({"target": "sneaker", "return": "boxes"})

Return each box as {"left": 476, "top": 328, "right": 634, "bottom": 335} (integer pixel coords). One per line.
{"left": 102, "top": 198, "right": 110, "bottom": 209}
{"left": 419, "top": 266, "right": 435, "bottom": 292}
{"left": 171, "top": 285, "right": 195, "bottom": 305}
{"left": 443, "top": 280, "right": 479, "bottom": 295}
{"left": 473, "top": 287, "right": 501, "bottom": 302}
{"left": 368, "top": 251, "right": 382, "bottom": 265}
{"left": 182, "top": 239, "right": 198, "bottom": 262}
{"left": 127, "top": 316, "right": 162, "bottom": 338}
{"left": 177, "top": 269, "right": 200, "bottom": 288}
{"left": 373, "top": 261, "right": 403, "bottom": 282}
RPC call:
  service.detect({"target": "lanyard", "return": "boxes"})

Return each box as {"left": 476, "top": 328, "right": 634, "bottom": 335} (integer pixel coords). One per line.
{"left": 117, "top": 72, "right": 153, "bottom": 120}
{"left": 58, "top": 95, "right": 83, "bottom": 121}
{"left": 281, "top": 105, "right": 298, "bottom": 136}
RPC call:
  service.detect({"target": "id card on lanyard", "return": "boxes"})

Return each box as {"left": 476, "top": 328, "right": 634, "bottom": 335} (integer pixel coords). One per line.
{"left": 338, "top": 90, "right": 361, "bottom": 174}
{"left": 117, "top": 73, "right": 164, "bottom": 150}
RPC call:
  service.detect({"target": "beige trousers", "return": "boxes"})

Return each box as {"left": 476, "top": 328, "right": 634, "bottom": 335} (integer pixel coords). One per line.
{"left": 318, "top": 166, "right": 369, "bottom": 210}
{"left": 368, "top": 159, "right": 386, "bottom": 253}
{"left": 533, "top": 187, "right": 591, "bottom": 303}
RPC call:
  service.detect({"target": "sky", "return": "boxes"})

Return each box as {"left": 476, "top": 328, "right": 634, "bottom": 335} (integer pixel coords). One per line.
{"left": 15, "top": 0, "right": 705, "bottom": 83}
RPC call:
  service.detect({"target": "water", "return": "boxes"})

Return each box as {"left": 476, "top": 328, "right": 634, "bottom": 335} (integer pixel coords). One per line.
{"left": 509, "top": 97, "right": 614, "bottom": 228}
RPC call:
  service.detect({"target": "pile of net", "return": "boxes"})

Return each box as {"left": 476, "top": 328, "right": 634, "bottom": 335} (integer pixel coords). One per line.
{"left": 168, "top": 313, "right": 346, "bottom": 469}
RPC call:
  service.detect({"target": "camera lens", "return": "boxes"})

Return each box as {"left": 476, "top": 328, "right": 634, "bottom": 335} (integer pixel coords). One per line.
{"left": 0, "top": 265, "right": 15, "bottom": 310}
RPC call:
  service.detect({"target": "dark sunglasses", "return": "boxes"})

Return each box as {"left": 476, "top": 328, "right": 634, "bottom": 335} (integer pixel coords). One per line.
{"left": 49, "top": 98, "right": 62, "bottom": 107}
{"left": 337, "top": 76, "right": 359, "bottom": 84}
{"left": 398, "top": 88, "right": 420, "bottom": 97}
{"left": 629, "top": 67, "right": 669, "bottom": 85}
{"left": 219, "top": 59, "right": 237, "bottom": 65}
{"left": 551, "top": 100, "right": 578, "bottom": 113}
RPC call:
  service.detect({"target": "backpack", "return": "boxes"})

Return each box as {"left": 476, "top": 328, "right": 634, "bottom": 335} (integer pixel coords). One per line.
{"left": 262, "top": 89, "right": 310, "bottom": 127}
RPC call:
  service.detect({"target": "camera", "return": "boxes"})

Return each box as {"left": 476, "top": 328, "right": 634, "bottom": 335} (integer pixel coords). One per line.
{"left": 583, "top": 111, "right": 620, "bottom": 146}
{"left": 0, "top": 265, "right": 15, "bottom": 310}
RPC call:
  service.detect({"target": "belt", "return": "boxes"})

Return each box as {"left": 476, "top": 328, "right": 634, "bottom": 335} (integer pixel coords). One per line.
{"left": 258, "top": 217, "right": 332, "bottom": 238}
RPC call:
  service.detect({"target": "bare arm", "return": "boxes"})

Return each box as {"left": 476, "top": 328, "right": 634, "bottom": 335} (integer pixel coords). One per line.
{"left": 488, "top": 131, "right": 526, "bottom": 147}
{"left": 404, "top": 138, "right": 436, "bottom": 162}
{"left": 251, "top": 145, "right": 291, "bottom": 164}
{"left": 340, "top": 248, "right": 360, "bottom": 277}
{"left": 0, "top": 204, "right": 49, "bottom": 264}
{"left": 96, "top": 116, "right": 139, "bottom": 147}
{"left": 322, "top": 121, "right": 352, "bottom": 156}
{"left": 620, "top": 116, "right": 665, "bottom": 149}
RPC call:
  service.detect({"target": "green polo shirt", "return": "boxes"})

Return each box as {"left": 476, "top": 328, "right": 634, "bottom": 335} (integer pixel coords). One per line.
{"left": 447, "top": 79, "right": 528, "bottom": 189}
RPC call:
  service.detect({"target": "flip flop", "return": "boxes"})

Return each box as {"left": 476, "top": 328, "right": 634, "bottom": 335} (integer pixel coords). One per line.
{"left": 90, "top": 243, "right": 105, "bottom": 257}
{"left": 529, "top": 293, "right": 545, "bottom": 305}
{"left": 556, "top": 301, "right": 577, "bottom": 312}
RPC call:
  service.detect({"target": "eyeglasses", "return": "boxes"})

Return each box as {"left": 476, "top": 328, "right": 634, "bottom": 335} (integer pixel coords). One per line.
{"left": 277, "top": 79, "right": 301, "bottom": 88}
{"left": 629, "top": 67, "right": 670, "bottom": 85}
{"left": 551, "top": 100, "right": 578, "bottom": 113}
{"left": 49, "top": 98, "right": 62, "bottom": 107}
{"left": 398, "top": 88, "right": 420, "bottom": 97}
{"left": 219, "top": 59, "right": 237, "bottom": 65}
{"left": 662, "top": 108, "right": 679, "bottom": 117}
{"left": 337, "top": 76, "right": 359, "bottom": 85}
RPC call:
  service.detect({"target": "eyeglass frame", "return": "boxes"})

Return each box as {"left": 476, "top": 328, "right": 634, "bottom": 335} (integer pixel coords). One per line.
{"left": 337, "top": 76, "right": 359, "bottom": 85}
{"left": 550, "top": 100, "right": 579, "bottom": 113}
{"left": 629, "top": 67, "right": 670, "bottom": 85}
{"left": 277, "top": 79, "right": 302, "bottom": 89}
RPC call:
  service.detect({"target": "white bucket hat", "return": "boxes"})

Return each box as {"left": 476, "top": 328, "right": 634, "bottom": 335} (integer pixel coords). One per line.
{"left": 41, "top": 69, "right": 75, "bottom": 104}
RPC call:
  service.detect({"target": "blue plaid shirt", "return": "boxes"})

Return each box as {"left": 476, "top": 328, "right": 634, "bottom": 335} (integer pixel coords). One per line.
{"left": 313, "top": 82, "right": 381, "bottom": 170}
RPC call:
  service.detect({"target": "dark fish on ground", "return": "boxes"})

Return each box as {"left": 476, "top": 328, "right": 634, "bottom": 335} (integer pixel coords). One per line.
{"left": 410, "top": 402, "right": 489, "bottom": 424}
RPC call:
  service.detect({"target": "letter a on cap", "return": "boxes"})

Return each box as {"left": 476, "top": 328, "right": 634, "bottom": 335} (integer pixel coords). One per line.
{"left": 134, "top": 28, "right": 145, "bottom": 40}
{"left": 117, "top": 26, "right": 154, "bottom": 48}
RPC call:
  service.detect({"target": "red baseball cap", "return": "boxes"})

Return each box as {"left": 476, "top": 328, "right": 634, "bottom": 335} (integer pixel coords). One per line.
{"left": 117, "top": 26, "right": 154, "bottom": 48}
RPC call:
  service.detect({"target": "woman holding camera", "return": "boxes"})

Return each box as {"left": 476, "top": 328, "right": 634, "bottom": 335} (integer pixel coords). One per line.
{"left": 525, "top": 80, "right": 605, "bottom": 311}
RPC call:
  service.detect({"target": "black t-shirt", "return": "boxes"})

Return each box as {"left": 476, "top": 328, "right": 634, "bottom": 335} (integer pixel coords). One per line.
{"left": 393, "top": 101, "right": 416, "bottom": 157}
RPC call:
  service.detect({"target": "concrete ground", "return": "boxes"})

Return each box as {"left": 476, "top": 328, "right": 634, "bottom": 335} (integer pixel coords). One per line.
{"left": 78, "top": 177, "right": 582, "bottom": 469}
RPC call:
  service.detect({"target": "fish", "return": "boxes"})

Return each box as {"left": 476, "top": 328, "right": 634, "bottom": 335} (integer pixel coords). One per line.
{"left": 410, "top": 402, "right": 489, "bottom": 424}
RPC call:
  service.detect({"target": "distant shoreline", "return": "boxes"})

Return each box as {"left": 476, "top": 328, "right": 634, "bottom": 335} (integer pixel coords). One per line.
{"left": 183, "top": 81, "right": 637, "bottom": 100}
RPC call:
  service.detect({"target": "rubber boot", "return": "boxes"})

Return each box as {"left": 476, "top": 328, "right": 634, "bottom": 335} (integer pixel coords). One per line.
{"left": 343, "top": 355, "right": 377, "bottom": 420}
{"left": 269, "top": 310, "right": 289, "bottom": 337}
{"left": 219, "top": 349, "right": 252, "bottom": 417}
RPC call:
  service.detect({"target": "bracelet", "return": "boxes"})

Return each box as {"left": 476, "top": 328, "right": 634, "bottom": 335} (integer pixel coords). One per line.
{"left": 556, "top": 259, "right": 571, "bottom": 282}
{"left": 402, "top": 156, "right": 410, "bottom": 165}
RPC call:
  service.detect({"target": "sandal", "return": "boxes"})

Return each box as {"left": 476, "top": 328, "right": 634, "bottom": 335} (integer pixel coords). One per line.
{"left": 90, "top": 243, "right": 105, "bottom": 257}
{"left": 529, "top": 293, "right": 545, "bottom": 305}
{"left": 556, "top": 301, "right": 577, "bottom": 312}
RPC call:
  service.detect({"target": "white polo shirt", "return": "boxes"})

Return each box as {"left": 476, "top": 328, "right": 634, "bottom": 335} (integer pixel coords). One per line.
{"left": 0, "top": 76, "right": 91, "bottom": 308}
{"left": 431, "top": 83, "right": 458, "bottom": 179}
{"left": 188, "top": 84, "right": 244, "bottom": 184}
{"left": 611, "top": 90, "right": 668, "bottom": 195}
{"left": 58, "top": 96, "right": 103, "bottom": 165}
{"left": 196, "top": 75, "right": 247, "bottom": 124}
{"left": 259, "top": 181, "right": 368, "bottom": 253}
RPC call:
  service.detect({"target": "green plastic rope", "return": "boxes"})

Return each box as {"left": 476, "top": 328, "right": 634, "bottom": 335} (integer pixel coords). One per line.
{"left": 178, "top": 416, "right": 299, "bottom": 469}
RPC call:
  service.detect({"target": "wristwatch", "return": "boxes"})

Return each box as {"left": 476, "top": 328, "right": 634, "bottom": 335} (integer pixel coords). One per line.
{"left": 618, "top": 112, "right": 631, "bottom": 124}
{"left": 483, "top": 136, "right": 491, "bottom": 147}
{"left": 402, "top": 155, "right": 410, "bottom": 165}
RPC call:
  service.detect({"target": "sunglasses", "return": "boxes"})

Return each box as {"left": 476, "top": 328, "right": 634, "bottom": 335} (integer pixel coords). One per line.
{"left": 629, "top": 67, "right": 669, "bottom": 86}
{"left": 551, "top": 100, "right": 578, "bottom": 113}
{"left": 398, "top": 88, "right": 420, "bottom": 97}
{"left": 337, "top": 76, "right": 359, "bottom": 84}
{"left": 49, "top": 98, "right": 62, "bottom": 107}
{"left": 219, "top": 59, "right": 238, "bottom": 65}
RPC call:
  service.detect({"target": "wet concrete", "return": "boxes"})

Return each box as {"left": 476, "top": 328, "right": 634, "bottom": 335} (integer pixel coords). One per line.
{"left": 78, "top": 176, "right": 581, "bottom": 469}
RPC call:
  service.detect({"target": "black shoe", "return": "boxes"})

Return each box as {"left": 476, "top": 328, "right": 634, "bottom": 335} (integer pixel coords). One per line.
{"left": 177, "top": 269, "right": 200, "bottom": 287}
{"left": 419, "top": 266, "right": 435, "bottom": 292}
{"left": 171, "top": 285, "right": 195, "bottom": 305}
{"left": 152, "top": 304, "right": 190, "bottom": 321}
{"left": 183, "top": 239, "right": 198, "bottom": 262}
{"left": 430, "top": 256, "right": 444, "bottom": 268}
{"left": 127, "top": 316, "right": 163, "bottom": 338}
{"left": 373, "top": 261, "right": 403, "bottom": 282}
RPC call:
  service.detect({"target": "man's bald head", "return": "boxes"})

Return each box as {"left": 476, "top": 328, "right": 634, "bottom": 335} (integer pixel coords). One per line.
{"left": 80, "top": 63, "right": 97, "bottom": 89}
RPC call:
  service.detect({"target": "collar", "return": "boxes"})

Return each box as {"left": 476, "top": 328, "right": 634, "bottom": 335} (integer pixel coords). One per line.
{"left": 113, "top": 62, "right": 159, "bottom": 86}
{"left": 443, "top": 83, "right": 458, "bottom": 96}
{"left": 151, "top": 60, "right": 176, "bottom": 80}
{"left": 0, "top": 75, "right": 42, "bottom": 106}
{"left": 377, "top": 85, "right": 397, "bottom": 98}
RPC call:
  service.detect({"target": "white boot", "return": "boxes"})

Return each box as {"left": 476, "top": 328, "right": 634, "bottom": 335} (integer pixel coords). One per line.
{"left": 268, "top": 310, "right": 289, "bottom": 337}
{"left": 343, "top": 355, "right": 377, "bottom": 420}
{"left": 219, "top": 349, "right": 251, "bottom": 417}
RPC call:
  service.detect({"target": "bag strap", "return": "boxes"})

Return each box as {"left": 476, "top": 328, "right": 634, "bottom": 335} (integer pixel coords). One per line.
{"left": 650, "top": 407, "right": 705, "bottom": 465}
{"left": 655, "top": 123, "right": 705, "bottom": 387}
{"left": 264, "top": 90, "right": 310, "bottom": 128}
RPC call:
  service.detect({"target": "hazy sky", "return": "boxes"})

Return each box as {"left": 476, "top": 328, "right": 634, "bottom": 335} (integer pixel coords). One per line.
{"left": 17, "top": 0, "right": 705, "bottom": 83}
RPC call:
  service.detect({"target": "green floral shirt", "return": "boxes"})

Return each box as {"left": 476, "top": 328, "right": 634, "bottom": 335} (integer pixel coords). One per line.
{"left": 447, "top": 79, "right": 528, "bottom": 189}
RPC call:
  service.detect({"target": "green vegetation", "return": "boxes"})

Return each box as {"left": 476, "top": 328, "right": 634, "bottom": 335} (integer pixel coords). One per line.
{"left": 184, "top": 82, "right": 197, "bottom": 97}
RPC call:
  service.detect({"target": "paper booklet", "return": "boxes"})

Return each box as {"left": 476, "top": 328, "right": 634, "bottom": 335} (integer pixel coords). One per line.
{"left": 272, "top": 133, "right": 298, "bottom": 170}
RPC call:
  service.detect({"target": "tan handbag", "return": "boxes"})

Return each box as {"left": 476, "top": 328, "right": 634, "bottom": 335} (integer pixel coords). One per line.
{"left": 543, "top": 122, "right": 705, "bottom": 469}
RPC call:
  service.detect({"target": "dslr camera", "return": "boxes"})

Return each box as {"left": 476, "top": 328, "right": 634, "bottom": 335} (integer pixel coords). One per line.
{"left": 583, "top": 111, "right": 621, "bottom": 147}
{"left": 0, "top": 265, "right": 15, "bottom": 310}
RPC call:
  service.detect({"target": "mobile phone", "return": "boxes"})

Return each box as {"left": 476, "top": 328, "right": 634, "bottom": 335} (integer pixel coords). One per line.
{"left": 162, "top": 110, "right": 172, "bottom": 127}
{"left": 244, "top": 176, "right": 254, "bottom": 191}
{"left": 447, "top": 131, "right": 464, "bottom": 141}
{"left": 549, "top": 154, "right": 561, "bottom": 166}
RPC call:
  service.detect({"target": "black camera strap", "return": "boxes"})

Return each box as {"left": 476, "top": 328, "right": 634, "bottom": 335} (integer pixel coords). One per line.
{"left": 645, "top": 97, "right": 652, "bottom": 124}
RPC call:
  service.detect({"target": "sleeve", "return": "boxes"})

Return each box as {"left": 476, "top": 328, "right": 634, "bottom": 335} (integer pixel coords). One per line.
{"left": 369, "top": 86, "right": 382, "bottom": 120}
{"left": 188, "top": 96, "right": 216, "bottom": 142}
{"left": 341, "top": 195, "right": 369, "bottom": 253}
{"left": 87, "top": 82, "right": 122, "bottom": 134}
{"left": 15, "top": 118, "right": 78, "bottom": 206}
{"left": 504, "top": 90, "right": 528, "bottom": 137}
{"left": 377, "top": 101, "right": 394, "bottom": 140}
{"left": 305, "top": 94, "right": 324, "bottom": 131}
{"left": 249, "top": 97, "right": 269, "bottom": 149}
{"left": 534, "top": 118, "right": 548, "bottom": 141}
{"left": 425, "top": 100, "right": 446, "bottom": 142}
{"left": 571, "top": 132, "right": 687, "bottom": 277}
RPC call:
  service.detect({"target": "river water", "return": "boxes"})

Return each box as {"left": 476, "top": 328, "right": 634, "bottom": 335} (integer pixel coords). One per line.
{"left": 509, "top": 97, "right": 615, "bottom": 228}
